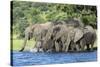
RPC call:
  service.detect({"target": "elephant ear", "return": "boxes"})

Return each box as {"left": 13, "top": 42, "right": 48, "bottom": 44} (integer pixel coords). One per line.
{"left": 74, "top": 28, "right": 84, "bottom": 42}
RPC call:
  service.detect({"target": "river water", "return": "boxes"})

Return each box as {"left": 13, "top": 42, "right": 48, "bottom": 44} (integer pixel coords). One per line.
{"left": 11, "top": 51, "right": 97, "bottom": 66}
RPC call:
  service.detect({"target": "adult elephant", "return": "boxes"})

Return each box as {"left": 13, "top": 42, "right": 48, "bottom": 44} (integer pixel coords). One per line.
{"left": 52, "top": 24, "right": 70, "bottom": 52}
{"left": 67, "top": 27, "right": 84, "bottom": 51}
{"left": 42, "top": 24, "right": 66, "bottom": 52}
{"left": 42, "top": 19, "right": 85, "bottom": 52}
{"left": 55, "top": 25, "right": 81, "bottom": 52}
{"left": 51, "top": 23, "right": 84, "bottom": 52}
{"left": 77, "top": 25, "right": 96, "bottom": 51}
{"left": 69, "top": 25, "right": 96, "bottom": 51}
{"left": 19, "top": 22, "right": 53, "bottom": 52}
{"left": 41, "top": 25, "right": 57, "bottom": 52}
{"left": 43, "top": 24, "right": 75, "bottom": 52}
{"left": 52, "top": 19, "right": 84, "bottom": 52}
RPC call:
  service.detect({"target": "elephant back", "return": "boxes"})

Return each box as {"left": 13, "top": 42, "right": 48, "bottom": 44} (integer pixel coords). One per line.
{"left": 84, "top": 25, "right": 96, "bottom": 44}
{"left": 64, "top": 19, "right": 84, "bottom": 28}
{"left": 84, "top": 25, "right": 95, "bottom": 33}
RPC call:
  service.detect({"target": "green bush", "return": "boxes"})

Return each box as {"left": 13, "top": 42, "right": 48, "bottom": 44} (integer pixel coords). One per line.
{"left": 12, "top": 1, "right": 97, "bottom": 38}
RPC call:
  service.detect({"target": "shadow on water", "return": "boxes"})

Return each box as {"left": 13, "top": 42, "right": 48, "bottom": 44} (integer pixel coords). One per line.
{"left": 11, "top": 50, "right": 97, "bottom": 66}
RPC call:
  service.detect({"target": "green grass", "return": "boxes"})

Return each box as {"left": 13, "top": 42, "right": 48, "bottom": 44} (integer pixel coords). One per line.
{"left": 11, "top": 34, "right": 36, "bottom": 51}
{"left": 12, "top": 39, "right": 36, "bottom": 51}
{"left": 11, "top": 34, "right": 97, "bottom": 51}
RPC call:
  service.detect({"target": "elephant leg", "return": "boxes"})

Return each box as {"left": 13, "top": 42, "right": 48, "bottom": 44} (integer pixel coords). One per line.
{"left": 90, "top": 44, "right": 94, "bottom": 51}
{"left": 68, "top": 42, "right": 73, "bottom": 51}
{"left": 62, "top": 44, "right": 66, "bottom": 52}
{"left": 71, "top": 45, "right": 74, "bottom": 51}
{"left": 59, "top": 41, "right": 62, "bottom": 52}
{"left": 80, "top": 39, "right": 85, "bottom": 51}
{"left": 65, "top": 39, "right": 71, "bottom": 52}
{"left": 86, "top": 44, "right": 90, "bottom": 51}
{"left": 65, "top": 42, "right": 70, "bottom": 52}
{"left": 35, "top": 40, "right": 43, "bottom": 52}
{"left": 75, "top": 44, "right": 80, "bottom": 51}
{"left": 62, "top": 39, "right": 68, "bottom": 52}
{"left": 55, "top": 41, "right": 60, "bottom": 52}
{"left": 70, "top": 41, "right": 75, "bottom": 51}
{"left": 65, "top": 44, "right": 69, "bottom": 52}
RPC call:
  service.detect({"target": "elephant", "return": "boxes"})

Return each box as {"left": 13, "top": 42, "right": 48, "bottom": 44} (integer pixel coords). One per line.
{"left": 58, "top": 26, "right": 82, "bottom": 52}
{"left": 41, "top": 27, "right": 55, "bottom": 52}
{"left": 44, "top": 20, "right": 96, "bottom": 52}
{"left": 19, "top": 18, "right": 96, "bottom": 52}
{"left": 41, "top": 24, "right": 64, "bottom": 52}
{"left": 77, "top": 25, "right": 96, "bottom": 51}
{"left": 67, "top": 27, "right": 84, "bottom": 51}
{"left": 52, "top": 25, "right": 70, "bottom": 52}
{"left": 68, "top": 25, "right": 96, "bottom": 51}
{"left": 42, "top": 24, "right": 74, "bottom": 52}
{"left": 19, "top": 26, "right": 34, "bottom": 51}
{"left": 41, "top": 19, "right": 84, "bottom": 52}
{"left": 19, "top": 22, "right": 53, "bottom": 52}
{"left": 49, "top": 23, "right": 82, "bottom": 52}
{"left": 42, "top": 38, "right": 55, "bottom": 52}
{"left": 51, "top": 23, "right": 84, "bottom": 52}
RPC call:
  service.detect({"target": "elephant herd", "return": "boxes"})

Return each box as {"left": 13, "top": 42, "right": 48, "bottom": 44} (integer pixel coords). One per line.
{"left": 19, "top": 19, "right": 97, "bottom": 52}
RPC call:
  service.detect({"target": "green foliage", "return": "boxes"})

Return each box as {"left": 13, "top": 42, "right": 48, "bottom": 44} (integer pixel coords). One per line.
{"left": 12, "top": 1, "right": 97, "bottom": 38}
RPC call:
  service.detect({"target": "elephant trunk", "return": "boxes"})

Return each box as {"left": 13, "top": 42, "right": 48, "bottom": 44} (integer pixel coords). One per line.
{"left": 19, "top": 34, "right": 28, "bottom": 52}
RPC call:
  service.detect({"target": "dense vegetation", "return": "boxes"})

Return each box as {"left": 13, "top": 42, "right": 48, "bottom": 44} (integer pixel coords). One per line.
{"left": 11, "top": 1, "right": 97, "bottom": 39}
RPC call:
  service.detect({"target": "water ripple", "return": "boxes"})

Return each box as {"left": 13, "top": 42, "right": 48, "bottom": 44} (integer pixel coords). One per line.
{"left": 11, "top": 51, "right": 97, "bottom": 66}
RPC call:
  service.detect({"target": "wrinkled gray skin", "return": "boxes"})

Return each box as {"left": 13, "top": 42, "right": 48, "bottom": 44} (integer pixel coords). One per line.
{"left": 53, "top": 19, "right": 84, "bottom": 52}
{"left": 53, "top": 25, "right": 83, "bottom": 52}
{"left": 42, "top": 27, "right": 82, "bottom": 52}
{"left": 42, "top": 24, "right": 70, "bottom": 52}
{"left": 42, "top": 19, "right": 84, "bottom": 52}
{"left": 20, "top": 19, "right": 92, "bottom": 52}
{"left": 69, "top": 25, "right": 96, "bottom": 51}
{"left": 19, "top": 22, "right": 53, "bottom": 52}
{"left": 68, "top": 27, "right": 84, "bottom": 51}
{"left": 19, "top": 26, "right": 33, "bottom": 51}
{"left": 78, "top": 25, "right": 96, "bottom": 51}
{"left": 43, "top": 22, "right": 96, "bottom": 52}
{"left": 42, "top": 27, "right": 55, "bottom": 52}
{"left": 52, "top": 25, "right": 71, "bottom": 52}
